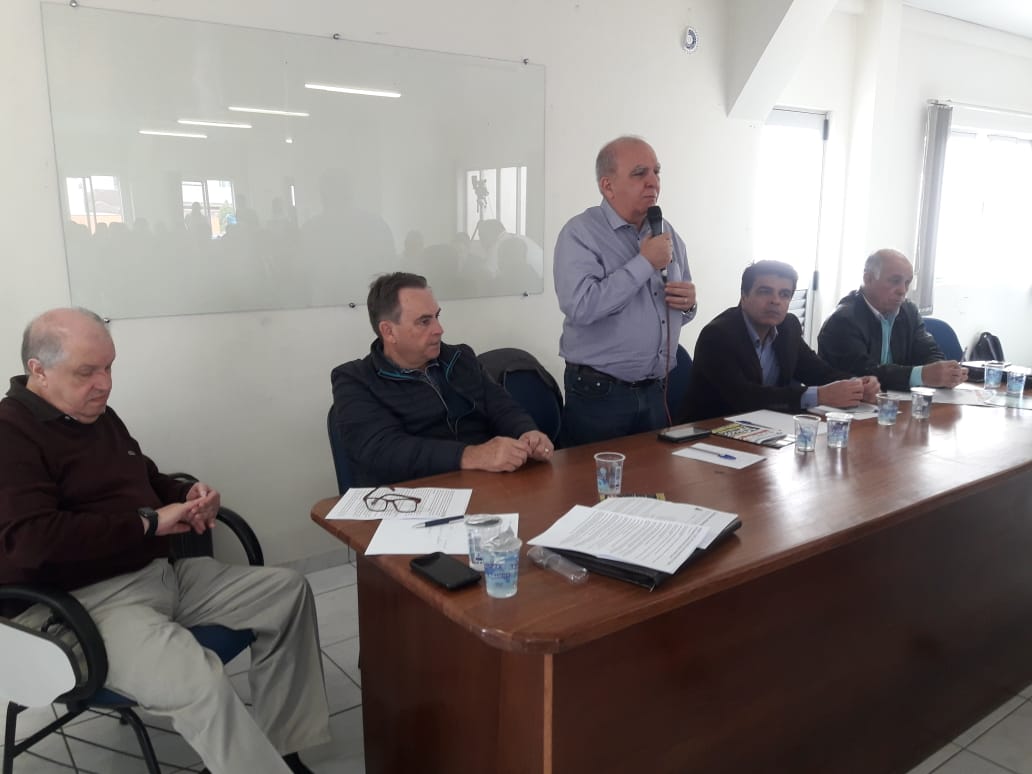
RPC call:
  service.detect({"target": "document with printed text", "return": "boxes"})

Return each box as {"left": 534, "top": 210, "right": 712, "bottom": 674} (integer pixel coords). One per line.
{"left": 325, "top": 487, "right": 473, "bottom": 521}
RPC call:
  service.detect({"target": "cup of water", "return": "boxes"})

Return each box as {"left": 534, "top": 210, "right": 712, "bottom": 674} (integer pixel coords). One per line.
{"left": 793, "top": 415, "right": 819, "bottom": 453}
{"left": 825, "top": 412, "right": 853, "bottom": 449}
{"left": 984, "top": 361, "right": 1006, "bottom": 390}
{"left": 911, "top": 387, "right": 935, "bottom": 420}
{"left": 1006, "top": 367, "right": 1029, "bottom": 397}
{"left": 876, "top": 393, "right": 899, "bottom": 426}
{"left": 482, "top": 528, "right": 522, "bottom": 599}
{"left": 594, "top": 452, "right": 625, "bottom": 499}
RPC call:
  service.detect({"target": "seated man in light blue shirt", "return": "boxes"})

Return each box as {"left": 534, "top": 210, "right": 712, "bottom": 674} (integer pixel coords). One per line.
{"left": 554, "top": 136, "right": 698, "bottom": 446}
{"left": 817, "top": 249, "right": 967, "bottom": 391}
{"left": 681, "top": 261, "right": 880, "bottom": 422}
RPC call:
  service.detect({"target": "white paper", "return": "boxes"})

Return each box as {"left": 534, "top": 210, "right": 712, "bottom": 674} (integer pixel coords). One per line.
{"left": 672, "top": 442, "right": 766, "bottom": 469}
{"left": 528, "top": 505, "right": 707, "bottom": 574}
{"left": 325, "top": 487, "right": 473, "bottom": 521}
{"left": 365, "top": 514, "right": 519, "bottom": 556}
{"left": 728, "top": 409, "right": 827, "bottom": 436}
{"left": 809, "top": 404, "right": 879, "bottom": 420}
{"left": 885, "top": 383, "right": 997, "bottom": 406}
{"left": 597, "top": 496, "right": 739, "bottom": 548}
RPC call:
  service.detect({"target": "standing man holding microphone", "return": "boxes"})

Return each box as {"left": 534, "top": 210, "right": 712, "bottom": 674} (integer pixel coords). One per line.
{"left": 554, "top": 135, "right": 698, "bottom": 446}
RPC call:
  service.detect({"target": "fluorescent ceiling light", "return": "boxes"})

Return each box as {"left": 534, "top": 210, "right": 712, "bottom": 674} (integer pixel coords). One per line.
{"left": 228, "top": 106, "right": 310, "bottom": 117}
{"left": 177, "top": 119, "right": 252, "bottom": 129}
{"left": 285, "top": 137, "right": 294, "bottom": 144}
{"left": 139, "top": 130, "right": 207, "bottom": 139}
{"left": 304, "top": 83, "right": 401, "bottom": 99}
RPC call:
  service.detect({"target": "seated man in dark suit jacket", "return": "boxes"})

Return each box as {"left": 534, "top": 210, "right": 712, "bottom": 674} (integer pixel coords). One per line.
{"left": 681, "top": 261, "right": 880, "bottom": 422}
{"left": 331, "top": 272, "right": 553, "bottom": 486}
{"left": 817, "top": 248, "right": 966, "bottom": 391}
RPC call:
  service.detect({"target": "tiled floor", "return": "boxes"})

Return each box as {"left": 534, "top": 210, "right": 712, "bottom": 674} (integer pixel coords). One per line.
{"left": 6, "top": 561, "right": 1032, "bottom": 773}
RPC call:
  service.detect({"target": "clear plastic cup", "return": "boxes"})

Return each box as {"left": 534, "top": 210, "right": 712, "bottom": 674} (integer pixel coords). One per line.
{"left": 876, "top": 393, "right": 899, "bottom": 426}
{"left": 984, "top": 361, "right": 1006, "bottom": 390}
{"left": 482, "top": 528, "right": 522, "bottom": 599}
{"left": 910, "top": 387, "right": 934, "bottom": 420}
{"left": 594, "top": 452, "right": 625, "bottom": 499}
{"left": 794, "top": 415, "right": 819, "bottom": 453}
{"left": 1006, "top": 367, "right": 1028, "bottom": 397}
{"left": 825, "top": 412, "right": 853, "bottom": 449}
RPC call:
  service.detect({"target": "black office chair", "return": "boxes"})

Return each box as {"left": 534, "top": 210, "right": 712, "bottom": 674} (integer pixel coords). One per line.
{"left": 1, "top": 476, "right": 262, "bottom": 774}
{"left": 923, "top": 316, "right": 964, "bottom": 361}
{"left": 477, "top": 348, "right": 564, "bottom": 445}
{"left": 327, "top": 405, "right": 353, "bottom": 494}
{"left": 665, "top": 345, "right": 693, "bottom": 419}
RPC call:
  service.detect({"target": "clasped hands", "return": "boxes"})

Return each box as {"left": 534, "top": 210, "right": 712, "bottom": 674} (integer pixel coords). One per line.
{"left": 147, "top": 481, "right": 221, "bottom": 536}
{"left": 817, "top": 376, "right": 881, "bottom": 408}
{"left": 461, "top": 431, "right": 554, "bottom": 473}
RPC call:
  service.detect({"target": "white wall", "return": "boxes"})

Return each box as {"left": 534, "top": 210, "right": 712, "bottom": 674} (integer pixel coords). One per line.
{"left": 2, "top": 0, "right": 1030, "bottom": 564}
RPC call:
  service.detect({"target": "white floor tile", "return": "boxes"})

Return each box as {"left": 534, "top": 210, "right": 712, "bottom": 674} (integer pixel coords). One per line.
{"left": 931, "top": 749, "right": 1017, "bottom": 774}
{"left": 954, "top": 696, "right": 1026, "bottom": 746}
{"left": 313, "top": 585, "right": 359, "bottom": 647}
{"left": 1, "top": 703, "right": 61, "bottom": 743}
{"left": 323, "top": 655, "right": 362, "bottom": 715}
{"left": 5, "top": 749, "right": 76, "bottom": 772}
{"left": 306, "top": 563, "right": 358, "bottom": 596}
{"left": 323, "top": 636, "right": 361, "bottom": 688}
{"left": 906, "top": 743, "right": 963, "bottom": 774}
{"left": 304, "top": 706, "right": 365, "bottom": 774}
{"left": 969, "top": 700, "right": 1032, "bottom": 773}
{"left": 62, "top": 712, "right": 202, "bottom": 770}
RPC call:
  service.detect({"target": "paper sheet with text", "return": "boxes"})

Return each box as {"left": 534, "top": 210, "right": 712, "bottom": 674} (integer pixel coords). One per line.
{"left": 324, "top": 487, "right": 472, "bottom": 521}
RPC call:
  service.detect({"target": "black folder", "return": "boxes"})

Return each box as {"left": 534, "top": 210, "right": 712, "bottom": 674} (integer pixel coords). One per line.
{"left": 551, "top": 517, "right": 743, "bottom": 591}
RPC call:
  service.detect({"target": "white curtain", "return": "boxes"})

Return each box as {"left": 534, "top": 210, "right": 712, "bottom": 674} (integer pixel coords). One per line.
{"left": 912, "top": 102, "right": 953, "bottom": 313}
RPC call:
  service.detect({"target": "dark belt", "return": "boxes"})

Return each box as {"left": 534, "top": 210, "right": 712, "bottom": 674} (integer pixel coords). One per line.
{"left": 570, "top": 363, "right": 661, "bottom": 389}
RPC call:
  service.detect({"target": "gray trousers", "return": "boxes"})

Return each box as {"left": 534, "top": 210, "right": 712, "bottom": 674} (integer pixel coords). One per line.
{"left": 20, "top": 557, "right": 331, "bottom": 774}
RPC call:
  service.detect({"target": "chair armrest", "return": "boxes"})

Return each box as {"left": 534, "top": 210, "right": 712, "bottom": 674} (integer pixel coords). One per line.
{"left": 216, "top": 506, "right": 264, "bottom": 567}
{"left": 0, "top": 585, "right": 108, "bottom": 701}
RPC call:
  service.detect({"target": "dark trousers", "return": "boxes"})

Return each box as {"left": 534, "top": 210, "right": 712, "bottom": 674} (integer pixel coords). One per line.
{"left": 560, "top": 364, "right": 669, "bottom": 447}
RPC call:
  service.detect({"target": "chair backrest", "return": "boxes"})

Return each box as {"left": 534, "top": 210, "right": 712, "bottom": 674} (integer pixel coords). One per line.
{"left": 327, "top": 405, "right": 353, "bottom": 494}
{"left": 503, "top": 370, "right": 562, "bottom": 444}
{"left": 666, "top": 345, "right": 693, "bottom": 418}
{"left": 923, "top": 316, "right": 964, "bottom": 361}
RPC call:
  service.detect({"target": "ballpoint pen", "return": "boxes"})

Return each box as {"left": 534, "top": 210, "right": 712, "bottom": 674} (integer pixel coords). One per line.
{"left": 412, "top": 514, "right": 465, "bottom": 528}
{"left": 692, "top": 446, "right": 736, "bottom": 461}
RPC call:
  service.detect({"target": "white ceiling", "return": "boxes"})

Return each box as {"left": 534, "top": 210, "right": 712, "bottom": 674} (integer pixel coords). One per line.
{"left": 903, "top": 0, "right": 1032, "bottom": 40}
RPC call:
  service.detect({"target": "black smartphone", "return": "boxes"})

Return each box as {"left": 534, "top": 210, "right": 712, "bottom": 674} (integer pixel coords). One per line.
{"left": 410, "top": 552, "right": 482, "bottom": 590}
{"left": 658, "top": 424, "right": 712, "bottom": 443}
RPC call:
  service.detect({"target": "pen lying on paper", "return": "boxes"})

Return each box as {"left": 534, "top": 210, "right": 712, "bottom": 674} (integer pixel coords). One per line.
{"left": 691, "top": 446, "right": 736, "bottom": 460}
{"left": 412, "top": 514, "right": 465, "bottom": 529}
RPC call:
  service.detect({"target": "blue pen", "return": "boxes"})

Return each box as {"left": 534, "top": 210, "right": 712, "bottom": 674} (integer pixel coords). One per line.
{"left": 692, "top": 446, "right": 736, "bottom": 461}
{"left": 412, "top": 514, "right": 465, "bottom": 529}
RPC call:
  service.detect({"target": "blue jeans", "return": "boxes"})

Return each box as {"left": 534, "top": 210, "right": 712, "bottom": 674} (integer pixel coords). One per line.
{"left": 561, "top": 364, "right": 669, "bottom": 447}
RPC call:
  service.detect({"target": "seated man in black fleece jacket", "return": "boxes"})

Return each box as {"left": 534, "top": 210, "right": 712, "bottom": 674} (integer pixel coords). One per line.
{"left": 331, "top": 272, "right": 553, "bottom": 486}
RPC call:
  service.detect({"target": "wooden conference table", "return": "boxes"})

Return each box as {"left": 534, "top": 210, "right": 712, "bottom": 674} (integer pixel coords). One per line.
{"left": 311, "top": 402, "right": 1032, "bottom": 774}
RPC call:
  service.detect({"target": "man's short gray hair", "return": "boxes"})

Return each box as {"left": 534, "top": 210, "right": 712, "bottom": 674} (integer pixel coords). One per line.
{"left": 21, "top": 308, "right": 107, "bottom": 373}
{"left": 595, "top": 135, "right": 646, "bottom": 184}
{"left": 864, "top": 249, "right": 906, "bottom": 281}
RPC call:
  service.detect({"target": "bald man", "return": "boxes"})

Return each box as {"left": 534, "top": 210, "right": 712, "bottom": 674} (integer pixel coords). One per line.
{"left": 554, "top": 135, "right": 698, "bottom": 446}
{"left": 0, "top": 308, "right": 329, "bottom": 774}
{"left": 817, "top": 249, "right": 966, "bottom": 391}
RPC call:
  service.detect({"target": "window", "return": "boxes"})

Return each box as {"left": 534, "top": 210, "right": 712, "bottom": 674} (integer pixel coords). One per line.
{"left": 65, "top": 175, "right": 124, "bottom": 233}
{"left": 752, "top": 108, "right": 828, "bottom": 275}
{"left": 181, "top": 179, "right": 235, "bottom": 237}
{"left": 936, "top": 130, "right": 1032, "bottom": 285}
{"left": 464, "top": 166, "right": 527, "bottom": 237}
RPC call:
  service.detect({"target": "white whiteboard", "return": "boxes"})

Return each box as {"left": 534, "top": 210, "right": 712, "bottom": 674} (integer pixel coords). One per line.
{"left": 42, "top": 4, "right": 545, "bottom": 318}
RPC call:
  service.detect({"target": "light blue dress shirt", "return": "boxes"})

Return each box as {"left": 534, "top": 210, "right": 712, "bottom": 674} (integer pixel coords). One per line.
{"left": 742, "top": 311, "right": 819, "bottom": 409}
{"left": 861, "top": 295, "right": 924, "bottom": 387}
{"left": 554, "top": 199, "right": 695, "bottom": 382}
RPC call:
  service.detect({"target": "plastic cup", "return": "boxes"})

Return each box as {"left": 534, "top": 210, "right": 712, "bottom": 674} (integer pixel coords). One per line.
{"left": 465, "top": 514, "right": 502, "bottom": 571}
{"left": 594, "top": 452, "right": 625, "bottom": 499}
{"left": 825, "top": 412, "right": 853, "bottom": 449}
{"left": 876, "top": 393, "right": 899, "bottom": 426}
{"left": 1006, "top": 367, "right": 1028, "bottom": 398}
{"left": 984, "top": 361, "right": 1006, "bottom": 390}
{"left": 794, "top": 415, "right": 819, "bottom": 453}
{"left": 911, "top": 387, "right": 934, "bottom": 420}
{"left": 482, "top": 528, "right": 522, "bottom": 599}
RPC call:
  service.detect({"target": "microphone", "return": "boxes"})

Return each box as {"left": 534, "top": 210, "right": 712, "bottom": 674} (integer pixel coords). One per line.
{"left": 646, "top": 205, "right": 667, "bottom": 281}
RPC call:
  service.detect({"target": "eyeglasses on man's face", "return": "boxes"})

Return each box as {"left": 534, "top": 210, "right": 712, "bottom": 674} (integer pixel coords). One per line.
{"left": 363, "top": 487, "right": 422, "bottom": 513}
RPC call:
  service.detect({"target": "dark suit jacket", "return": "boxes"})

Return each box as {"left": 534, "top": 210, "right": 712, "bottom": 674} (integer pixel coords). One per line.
{"left": 817, "top": 290, "right": 944, "bottom": 391}
{"left": 680, "top": 306, "right": 850, "bottom": 422}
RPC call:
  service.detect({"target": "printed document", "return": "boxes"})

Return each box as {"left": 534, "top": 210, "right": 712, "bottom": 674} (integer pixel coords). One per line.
{"left": 365, "top": 514, "right": 519, "bottom": 556}
{"left": 325, "top": 487, "right": 472, "bottom": 521}
{"left": 728, "top": 409, "right": 827, "bottom": 436}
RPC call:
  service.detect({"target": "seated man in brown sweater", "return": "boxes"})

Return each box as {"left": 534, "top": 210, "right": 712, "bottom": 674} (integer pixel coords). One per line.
{"left": 0, "top": 308, "right": 330, "bottom": 774}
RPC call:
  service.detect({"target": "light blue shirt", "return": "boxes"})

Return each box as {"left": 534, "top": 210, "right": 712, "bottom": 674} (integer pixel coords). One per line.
{"left": 742, "top": 311, "right": 818, "bottom": 409}
{"left": 862, "top": 295, "right": 924, "bottom": 387}
{"left": 554, "top": 199, "right": 695, "bottom": 382}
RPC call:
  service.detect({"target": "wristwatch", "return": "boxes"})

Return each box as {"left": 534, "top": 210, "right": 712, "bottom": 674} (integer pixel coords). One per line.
{"left": 138, "top": 507, "right": 159, "bottom": 537}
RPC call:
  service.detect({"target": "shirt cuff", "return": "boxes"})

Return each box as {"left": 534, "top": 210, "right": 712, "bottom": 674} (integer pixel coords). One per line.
{"left": 909, "top": 366, "right": 924, "bottom": 388}
{"left": 681, "top": 303, "right": 697, "bottom": 323}
{"left": 800, "top": 386, "right": 819, "bottom": 410}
